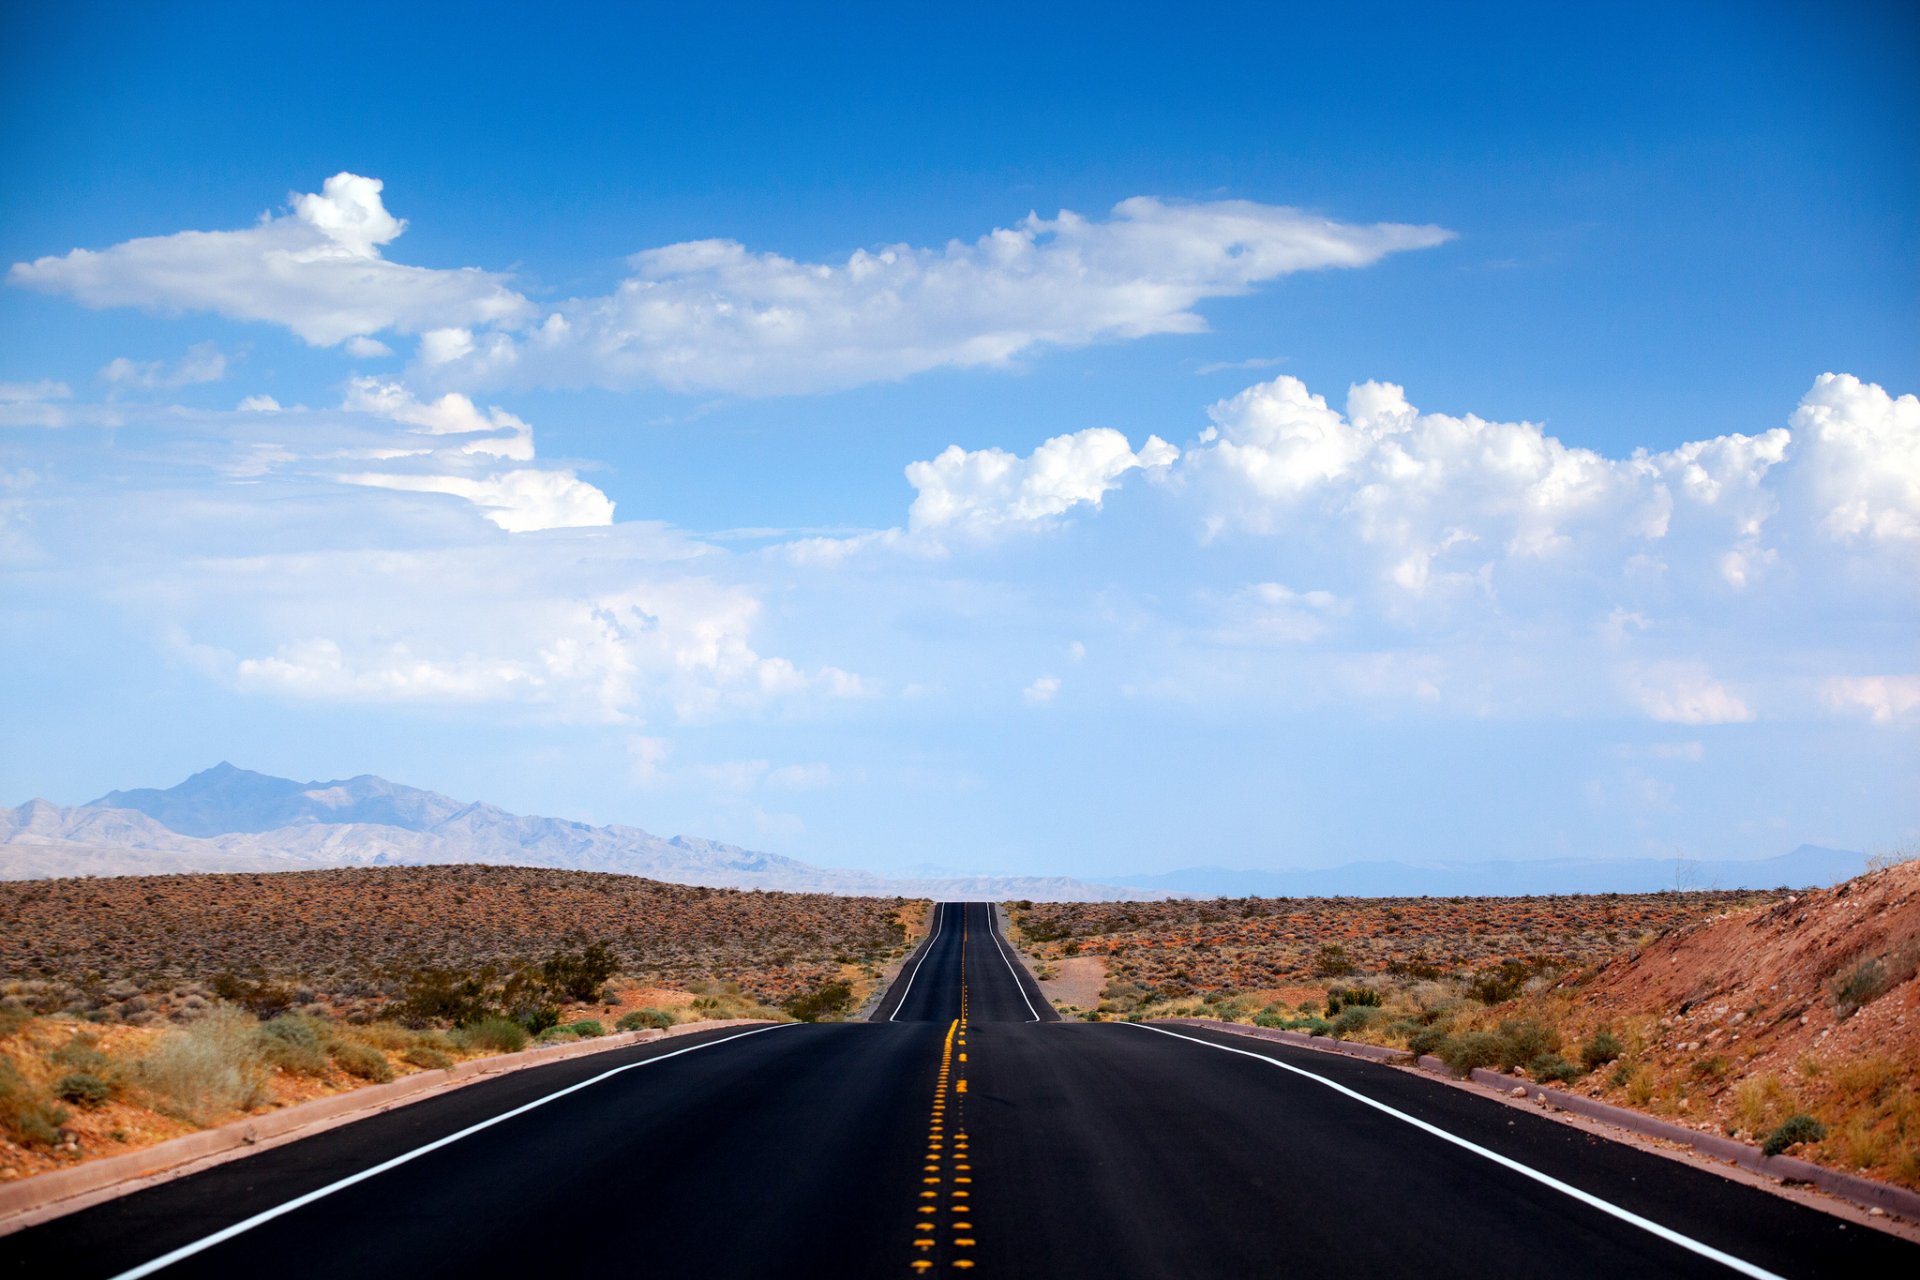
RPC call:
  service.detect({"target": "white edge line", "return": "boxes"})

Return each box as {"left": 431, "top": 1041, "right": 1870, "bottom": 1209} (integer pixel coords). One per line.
{"left": 1124, "top": 1023, "right": 1785, "bottom": 1280}
{"left": 985, "top": 904, "right": 1042, "bottom": 1023}
{"left": 109, "top": 1023, "right": 796, "bottom": 1280}
{"left": 887, "top": 900, "right": 946, "bottom": 1022}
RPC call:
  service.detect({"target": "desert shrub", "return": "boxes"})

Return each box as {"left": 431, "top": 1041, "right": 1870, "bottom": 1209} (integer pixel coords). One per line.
{"left": 785, "top": 980, "right": 854, "bottom": 1023}
{"left": 1468, "top": 959, "right": 1540, "bottom": 1005}
{"left": 616, "top": 1008, "right": 675, "bottom": 1032}
{"left": 537, "top": 1027, "right": 580, "bottom": 1044}
{"left": 1298, "top": 1016, "right": 1333, "bottom": 1037}
{"left": 450, "top": 1016, "right": 527, "bottom": 1054}
{"left": 261, "top": 1015, "right": 331, "bottom": 1076}
{"left": 348, "top": 1022, "right": 426, "bottom": 1051}
{"left": 329, "top": 1040, "right": 394, "bottom": 1083}
{"left": 1763, "top": 1114, "right": 1827, "bottom": 1156}
{"left": 211, "top": 972, "right": 295, "bottom": 1019}
{"left": 401, "top": 1044, "right": 453, "bottom": 1071}
{"left": 0, "top": 1002, "right": 31, "bottom": 1038}
{"left": 1832, "top": 958, "right": 1889, "bottom": 1019}
{"left": 1408, "top": 1024, "right": 1451, "bottom": 1058}
{"left": 564, "top": 1020, "right": 605, "bottom": 1038}
{"left": 1580, "top": 1029, "right": 1624, "bottom": 1071}
{"left": 1328, "top": 986, "right": 1382, "bottom": 1009}
{"left": 392, "top": 966, "right": 500, "bottom": 1028}
{"left": 1330, "top": 1007, "right": 1377, "bottom": 1037}
{"left": 0, "top": 1056, "right": 69, "bottom": 1145}
{"left": 1313, "top": 944, "right": 1357, "bottom": 977}
{"left": 55, "top": 1072, "right": 114, "bottom": 1107}
{"left": 50, "top": 1033, "right": 112, "bottom": 1076}
{"left": 1494, "top": 1019, "right": 1560, "bottom": 1072}
{"left": 1529, "top": 1054, "right": 1581, "bottom": 1084}
{"left": 135, "top": 1005, "right": 271, "bottom": 1123}
{"left": 1438, "top": 1031, "right": 1506, "bottom": 1076}
{"left": 541, "top": 942, "right": 619, "bottom": 1003}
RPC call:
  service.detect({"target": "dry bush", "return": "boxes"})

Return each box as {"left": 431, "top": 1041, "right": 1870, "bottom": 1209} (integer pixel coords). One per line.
{"left": 134, "top": 1005, "right": 272, "bottom": 1123}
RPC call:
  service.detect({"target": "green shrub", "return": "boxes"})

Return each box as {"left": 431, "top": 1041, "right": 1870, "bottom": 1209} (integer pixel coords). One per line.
{"left": 1438, "top": 1031, "right": 1505, "bottom": 1076}
{"left": 565, "top": 1020, "right": 605, "bottom": 1038}
{"left": 1298, "top": 1016, "right": 1333, "bottom": 1038}
{"left": 1580, "top": 1029, "right": 1624, "bottom": 1071}
{"left": 1528, "top": 1054, "right": 1581, "bottom": 1084}
{"left": 1763, "top": 1114, "right": 1827, "bottom": 1156}
{"left": 392, "top": 965, "right": 501, "bottom": 1028}
{"left": 450, "top": 1016, "right": 527, "bottom": 1054}
{"left": 1330, "top": 1007, "right": 1377, "bottom": 1038}
{"left": 401, "top": 1044, "right": 453, "bottom": 1071}
{"left": 135, "top": 1005, "right": 271, "bottom": 1122}
{"left": 1408, "top": 1025, "right": 1451, "bottom": 1059}
{"left": 1832, "top": 959, "right": 1889, "bottom": 1019}
{"left": 260, "top": 1015, "right": 331, "bottom": 1076}
{"left": 786, "top": 980, "right": 854, "bottom": 1023}
{"left": 616, "top": 1008, "right": 675, "bottom": 1032}
{"left": 540, "top": 942, "right": 619, "bottom": 1003}
{"left": 1469, "top": 959, "right": 1539, "bottom": 1005}
{"left": 0, "top": 1003, "right": 32, "bottom": 1038}
{"left": 1494, "top": 1019, "right": 1560, "bottom": 1072}
{"left": 537, "top": 1027, "right": 580, "bottom": 1044}
{"left": 0, "top": 1055, "right": 69, "bottom": 1145}
{"left": 55, "top": 1072, "right": 114, "bottom": 1107}
{"left": 1329, "top": 986, "right": 1382, "bottom": 1009}
{"left": 49, "top": 1033, "right": 111, "bottom": 1075}
{"left": 329, "top": 1040, "right": 395, "bottom": 1083}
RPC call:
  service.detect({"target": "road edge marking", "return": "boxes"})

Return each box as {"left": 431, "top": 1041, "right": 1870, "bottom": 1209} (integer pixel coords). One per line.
{"left": 887, "top": 901, "right": 947, "bottom": 1022}
{"left": 1123, "top": 1022, "right": 1786, "bottom": 1280}
{"left": 106, "top": 1023, "right": 797, "bottom": 1280}
{"left": 984, "top": 904, "right": 1043, "bottom": 1023}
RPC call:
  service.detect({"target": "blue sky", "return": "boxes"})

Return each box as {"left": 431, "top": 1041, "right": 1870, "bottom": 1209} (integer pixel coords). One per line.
{"left": 3, "top": 1, "right": 1915, "bottom": 877}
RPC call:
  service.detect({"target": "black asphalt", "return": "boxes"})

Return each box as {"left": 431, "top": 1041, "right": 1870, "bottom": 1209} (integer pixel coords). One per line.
{"left": 4, "top": 901, "right": 1913, "bottom": 1278}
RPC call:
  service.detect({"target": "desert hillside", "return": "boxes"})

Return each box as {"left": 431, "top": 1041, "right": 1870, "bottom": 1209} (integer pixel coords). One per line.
{"left": 0, "top": 865, "right": 916, "bottom": 1017}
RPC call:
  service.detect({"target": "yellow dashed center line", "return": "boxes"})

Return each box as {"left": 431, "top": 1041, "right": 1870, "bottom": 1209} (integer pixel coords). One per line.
{"left": 905, "top": 907, "right": 986, "bottom": 1272}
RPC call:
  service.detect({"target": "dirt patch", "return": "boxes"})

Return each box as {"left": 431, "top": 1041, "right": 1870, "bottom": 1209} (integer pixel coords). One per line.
{"left": 1039, "top": 956, "right": 1107, "bottom": 1011}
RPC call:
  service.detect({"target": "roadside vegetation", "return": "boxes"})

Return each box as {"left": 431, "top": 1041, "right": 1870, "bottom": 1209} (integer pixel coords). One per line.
{"left": 0, "top": 872, "right": 929, "bottom": 1183}
{"left": 1010, "top": 861, "right": 1920, "bottom": 1190}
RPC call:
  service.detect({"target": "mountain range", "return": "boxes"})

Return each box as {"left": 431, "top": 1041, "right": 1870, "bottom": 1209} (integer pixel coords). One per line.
{"left": 0, "top": 763, "right": 1160, "bottom": 900}
{"left": 0, "top": 764, "right": 1870, "bottom": 899}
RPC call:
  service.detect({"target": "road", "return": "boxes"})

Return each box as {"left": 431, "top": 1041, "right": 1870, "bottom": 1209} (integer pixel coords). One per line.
{"left": 4, "top": 901, "right": 1914, "bottom": 1278}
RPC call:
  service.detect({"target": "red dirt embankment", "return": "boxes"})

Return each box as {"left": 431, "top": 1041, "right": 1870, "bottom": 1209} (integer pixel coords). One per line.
{"left": 1556, "top": 861, "right": 1920, "bottom": 1184}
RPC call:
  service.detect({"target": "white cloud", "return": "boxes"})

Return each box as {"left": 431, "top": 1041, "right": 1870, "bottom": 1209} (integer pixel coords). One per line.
{"left": 12, "top": 176, "right": 1449, "bottom": 395}
{"left": 0, "top": 380, "right": 71, "bottom": 402}
{"left": 907, "top": 427, "right": 1177, "bottom": 534}
{"left": 100, "top": 341, "right": 228, "bottom": 389}
{"left": 236, "top": 394, "right": 282, "bottom": 412}
{"left": 1023, "top": 674, "right": 1061, "bottom": 704}
{"left": 10, "top": 172, "right": 530, "bottom": 346}
{"left": 440, "top": 197, "right": 1450, "bottom": 395}
{"left": 1194, "top": 355, "right": 1288, "bottom": 375}
{"left": 1628, "top": 665, "right": 1755, "bottom": 724}
{"left": 1791, "top": 373, "right": 1920, "bottom": 543}
{"left": 339, "top": 468, "right": 614, "bottom": 533}
{"left": 1823, "top": 675, "right": 1920, "bottom": 725}
{"left": 1182, "top": 373, "right": 1909, "bottom": 608}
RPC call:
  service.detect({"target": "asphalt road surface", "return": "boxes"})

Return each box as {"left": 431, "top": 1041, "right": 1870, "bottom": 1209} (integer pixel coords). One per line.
{"left": 5, "top": 902, "right": 1914, "bottom": 1278}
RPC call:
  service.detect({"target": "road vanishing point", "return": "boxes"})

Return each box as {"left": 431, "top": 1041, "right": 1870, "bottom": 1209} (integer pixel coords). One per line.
{"left": 5, "top": 902, "right": 1915, "bottom": 1278}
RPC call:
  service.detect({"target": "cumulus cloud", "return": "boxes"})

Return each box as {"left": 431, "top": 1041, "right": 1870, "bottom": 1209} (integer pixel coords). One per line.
{"left": 339, "top": 468, "right": 614, "bottom": 533}
{"left": 907, "top": 427, "right": 1177, "bottom": 534}
{"left": 10, "top": 172, "right": 530, "bottom": 346}
{"left": 1181, "top": 372, "right": 1910, "bottom": 605}
{"left": 1823, "top": 675, "right": 1920, "bottom": 725}
{"left": 1790, "top": 373, "right": 1920, "bottom": 543}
